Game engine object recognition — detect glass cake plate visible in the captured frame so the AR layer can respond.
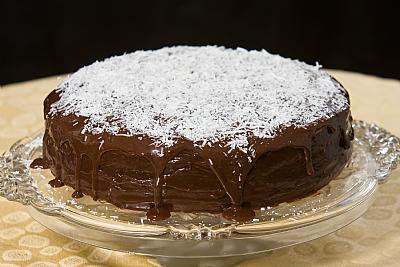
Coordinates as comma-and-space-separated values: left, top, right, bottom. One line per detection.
1, 120, 399, 267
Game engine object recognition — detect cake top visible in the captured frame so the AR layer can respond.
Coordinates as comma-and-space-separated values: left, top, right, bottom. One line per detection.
51, 46, 349, 150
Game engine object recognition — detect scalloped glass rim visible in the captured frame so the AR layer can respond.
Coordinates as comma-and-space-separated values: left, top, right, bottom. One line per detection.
0, 121, 399, 247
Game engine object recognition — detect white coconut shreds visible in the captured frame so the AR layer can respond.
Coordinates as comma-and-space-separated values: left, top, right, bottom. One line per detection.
50, 46, 349, 150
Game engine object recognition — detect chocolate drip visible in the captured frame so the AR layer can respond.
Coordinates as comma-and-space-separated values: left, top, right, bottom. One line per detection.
73, 154, 83, 198
146, 151, 172, 220
48, 178, 64, 188
208, 160, 236, 205
33, 89, 354, 222
146, 205, 171, 221
222, 205, 255, 222
30, 158, 51, 169
72, 190, 84, 198
91, 159, 99, 200
147, 175, 166, 220
303, 147, 315, 176
340, 129, 352, 149
90, 140, 105, 201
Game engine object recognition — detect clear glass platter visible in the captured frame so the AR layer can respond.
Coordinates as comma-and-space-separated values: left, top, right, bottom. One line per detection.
1, 120, 399, 266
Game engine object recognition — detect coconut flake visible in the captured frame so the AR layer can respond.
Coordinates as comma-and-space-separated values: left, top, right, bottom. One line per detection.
50, 46, 349, 150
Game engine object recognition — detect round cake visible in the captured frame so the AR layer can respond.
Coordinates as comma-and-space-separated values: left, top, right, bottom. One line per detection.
31, 46, 354, 221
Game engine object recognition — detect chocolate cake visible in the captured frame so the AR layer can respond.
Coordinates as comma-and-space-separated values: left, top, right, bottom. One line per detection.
31, 46, 353, 222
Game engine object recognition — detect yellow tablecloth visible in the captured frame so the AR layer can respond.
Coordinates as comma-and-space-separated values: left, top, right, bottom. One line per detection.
0, 70, 399, 267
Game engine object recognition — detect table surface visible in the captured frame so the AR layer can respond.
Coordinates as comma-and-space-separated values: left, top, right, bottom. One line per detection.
0, 70, 400, 267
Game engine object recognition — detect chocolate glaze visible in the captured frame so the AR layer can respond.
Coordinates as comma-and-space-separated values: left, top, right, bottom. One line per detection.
33, 85, 353, 222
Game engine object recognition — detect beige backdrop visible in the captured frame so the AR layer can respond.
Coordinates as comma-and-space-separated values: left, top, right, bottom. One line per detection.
0, 70, 399, 266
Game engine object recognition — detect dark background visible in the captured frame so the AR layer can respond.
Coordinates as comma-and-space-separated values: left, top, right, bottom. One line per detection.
1, 0, 399, 85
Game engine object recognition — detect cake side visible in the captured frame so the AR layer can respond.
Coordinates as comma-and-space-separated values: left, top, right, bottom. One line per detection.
33, 89, 353, 221
30, 46, 354, 221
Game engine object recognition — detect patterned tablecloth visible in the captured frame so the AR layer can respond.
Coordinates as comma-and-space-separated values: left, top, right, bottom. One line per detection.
0, 70, 399, 267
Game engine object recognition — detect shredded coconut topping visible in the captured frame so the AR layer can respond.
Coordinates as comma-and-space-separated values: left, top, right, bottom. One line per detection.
51, 46, 349, 149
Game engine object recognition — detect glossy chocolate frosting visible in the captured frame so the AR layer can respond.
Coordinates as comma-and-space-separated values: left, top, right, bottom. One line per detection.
31, 86, 353, 222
